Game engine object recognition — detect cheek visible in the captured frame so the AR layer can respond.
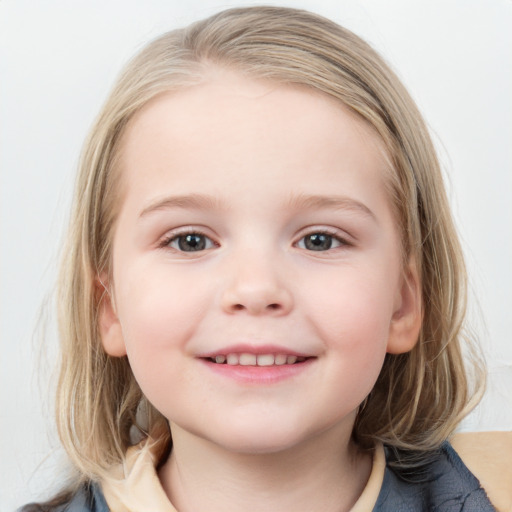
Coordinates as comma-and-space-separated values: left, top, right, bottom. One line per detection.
113, 266, 208, 380
303, 266, 396, 391
307, 269, 395, 345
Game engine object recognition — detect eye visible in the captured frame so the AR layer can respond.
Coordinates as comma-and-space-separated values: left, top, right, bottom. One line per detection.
166, 232, 216, 252
296, 232, 345, 251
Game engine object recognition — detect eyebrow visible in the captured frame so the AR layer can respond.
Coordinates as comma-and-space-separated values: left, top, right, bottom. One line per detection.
285, 194, 377, 221
139, 193, 225, 218
139, 192, 376, 221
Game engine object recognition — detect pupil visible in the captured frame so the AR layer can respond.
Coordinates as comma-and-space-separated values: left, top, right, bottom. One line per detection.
179, 234, 205, 251
305, 233, 332, 251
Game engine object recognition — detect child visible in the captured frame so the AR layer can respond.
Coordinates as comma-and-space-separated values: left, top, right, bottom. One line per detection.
21, 6, 511, 512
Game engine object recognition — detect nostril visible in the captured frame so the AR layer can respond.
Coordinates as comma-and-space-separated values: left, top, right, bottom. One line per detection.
230, 302, 281, 312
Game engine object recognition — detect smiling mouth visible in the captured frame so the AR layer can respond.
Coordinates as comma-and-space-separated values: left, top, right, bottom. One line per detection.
206, 353, 309, 366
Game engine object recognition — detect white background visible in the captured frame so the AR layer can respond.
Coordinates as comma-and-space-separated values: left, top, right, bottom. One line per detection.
1, 0, 511, 509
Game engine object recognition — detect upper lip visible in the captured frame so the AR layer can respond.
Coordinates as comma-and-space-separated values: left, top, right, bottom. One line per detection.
197, 343, 315, 358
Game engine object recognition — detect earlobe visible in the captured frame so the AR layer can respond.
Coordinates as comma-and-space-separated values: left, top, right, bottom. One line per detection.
96, 274, 127, 357
386, 257, 423, 355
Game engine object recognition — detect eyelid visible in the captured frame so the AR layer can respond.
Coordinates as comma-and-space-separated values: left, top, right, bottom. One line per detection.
156, 225, 353, 252
158, 226, 219, 251
293, 226, 353, 249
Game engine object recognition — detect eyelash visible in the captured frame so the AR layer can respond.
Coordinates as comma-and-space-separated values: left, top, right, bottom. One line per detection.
295, 229, 351, 252
158, 227, 351, 254
158, 229, 218, 252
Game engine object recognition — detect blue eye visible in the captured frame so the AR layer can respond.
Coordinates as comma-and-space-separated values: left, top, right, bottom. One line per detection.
297, 233, 344, 251
168, 233, 215, 252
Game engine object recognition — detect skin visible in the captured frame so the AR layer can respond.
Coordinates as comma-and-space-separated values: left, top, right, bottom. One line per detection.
99, 68, 422, 512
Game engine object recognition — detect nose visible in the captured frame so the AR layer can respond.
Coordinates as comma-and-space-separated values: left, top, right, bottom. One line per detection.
220, 253, 293, 316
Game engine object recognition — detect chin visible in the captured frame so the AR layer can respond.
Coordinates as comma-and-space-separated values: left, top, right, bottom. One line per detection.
202, 420, 318, 456
168, 405, 356, 456
214, 435, 304, 456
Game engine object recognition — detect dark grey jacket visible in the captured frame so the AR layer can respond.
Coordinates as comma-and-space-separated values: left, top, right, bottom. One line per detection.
20, 442, 496, 511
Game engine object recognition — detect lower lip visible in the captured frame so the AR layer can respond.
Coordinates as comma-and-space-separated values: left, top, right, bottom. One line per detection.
200, 358, 315, 384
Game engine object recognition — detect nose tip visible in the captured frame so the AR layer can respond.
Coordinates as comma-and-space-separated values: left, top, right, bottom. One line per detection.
221, 281, 293, 316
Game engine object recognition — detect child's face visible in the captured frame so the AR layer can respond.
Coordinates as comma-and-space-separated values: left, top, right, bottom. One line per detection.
99, 70, 420, 454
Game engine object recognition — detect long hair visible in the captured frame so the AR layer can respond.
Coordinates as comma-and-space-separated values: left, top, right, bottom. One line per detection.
54, 5, 483, 483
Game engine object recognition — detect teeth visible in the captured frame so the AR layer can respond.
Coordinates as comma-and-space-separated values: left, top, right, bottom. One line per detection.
275, 354, 287, 365
211, 353, 307, 366
239, 353, 257, 365
227, 354, 239, 365
256, 354, 274, 366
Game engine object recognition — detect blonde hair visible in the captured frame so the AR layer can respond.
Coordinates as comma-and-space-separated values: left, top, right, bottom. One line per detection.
56, 6, 483, 482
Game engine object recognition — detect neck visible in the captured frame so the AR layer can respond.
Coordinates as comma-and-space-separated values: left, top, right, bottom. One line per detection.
158, 421, 372, 512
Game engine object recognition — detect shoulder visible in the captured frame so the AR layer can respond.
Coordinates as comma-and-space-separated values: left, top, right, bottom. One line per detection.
375, 435, 507, 511
452, 431, 512, 512
18, 483, 109, 512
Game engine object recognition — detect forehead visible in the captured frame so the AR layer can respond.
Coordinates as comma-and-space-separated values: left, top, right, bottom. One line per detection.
124, 72, 385, 163
115, 71, 391, 217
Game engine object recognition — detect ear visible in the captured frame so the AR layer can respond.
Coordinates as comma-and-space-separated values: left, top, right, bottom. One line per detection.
96, 273, 127, 357
386, 256, 423, 355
